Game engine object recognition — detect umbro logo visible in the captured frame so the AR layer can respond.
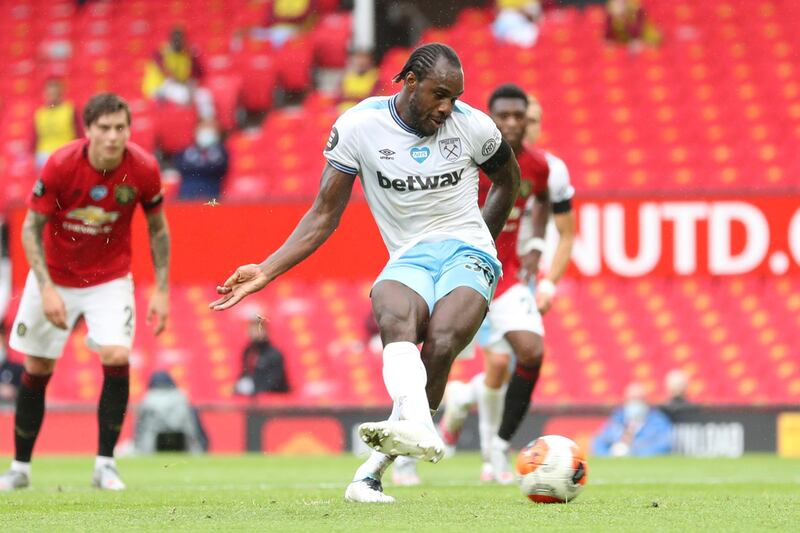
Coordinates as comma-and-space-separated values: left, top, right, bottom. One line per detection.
379, 148, 395, 160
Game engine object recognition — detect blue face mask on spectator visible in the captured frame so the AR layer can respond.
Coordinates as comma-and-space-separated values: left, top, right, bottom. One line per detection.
624, 400, 648, 422
196, 128, 219, 148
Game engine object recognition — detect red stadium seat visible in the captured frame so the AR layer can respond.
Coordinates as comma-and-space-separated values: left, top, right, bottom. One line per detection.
312, 12, 352, 69
130, 101, 157, 153
238, 52, 277, 113
25, 275, 797, 406
276, 36, 313, 92
154, 101, 197, 155
205, 74, 242, 131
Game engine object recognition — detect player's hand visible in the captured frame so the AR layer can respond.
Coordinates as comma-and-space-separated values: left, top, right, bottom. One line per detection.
535, 279, 556, 315
41, 283, 68, 330
209, 264, 269, 311
147, 289, 169, 336
519, 252, 539, 282
536, 291, 554, 314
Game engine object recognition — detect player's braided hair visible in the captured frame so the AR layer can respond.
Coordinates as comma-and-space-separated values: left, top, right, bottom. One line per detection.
392, 43, 462, 83
488, 83, 529, 111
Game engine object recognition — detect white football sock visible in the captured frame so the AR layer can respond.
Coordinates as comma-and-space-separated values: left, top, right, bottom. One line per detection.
354, 402, 400, 481
95, 456, 116, 469
382, 342, 435, 433
458, 373, 482, 409
492, 435, 510, 451
354, 451, 395, 481
439, 380, 469, 434
478, 381, 506, 463
10, 461, 31, 476
394, 455, 416, 469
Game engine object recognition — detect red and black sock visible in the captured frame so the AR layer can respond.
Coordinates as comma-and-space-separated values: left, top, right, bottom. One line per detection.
497, 361, 542, 442
97, 364, 130, 458
14, 371, 53, 463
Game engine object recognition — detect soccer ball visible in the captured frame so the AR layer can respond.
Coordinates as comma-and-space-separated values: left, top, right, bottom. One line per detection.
516, 435, 588, 503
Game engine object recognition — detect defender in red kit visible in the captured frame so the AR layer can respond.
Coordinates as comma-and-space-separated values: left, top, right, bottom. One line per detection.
2, 93, 171, 491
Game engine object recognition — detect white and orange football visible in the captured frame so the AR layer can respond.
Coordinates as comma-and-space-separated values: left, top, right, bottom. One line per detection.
516, 435, 588, 503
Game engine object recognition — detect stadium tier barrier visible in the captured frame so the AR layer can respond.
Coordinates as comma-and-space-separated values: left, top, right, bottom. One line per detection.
1, 404, 799, 457
6, 195, 800, 286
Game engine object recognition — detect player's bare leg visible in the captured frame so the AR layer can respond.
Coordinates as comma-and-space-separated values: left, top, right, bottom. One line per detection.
92, 346, 130, 491
347, 281, 429, 503
420, 286, 489, 412
0, 356, 55, 491
357, 281, 445, 460
384, 287, 489, 487
491, 330, 544, 484
349, 283, 492, 500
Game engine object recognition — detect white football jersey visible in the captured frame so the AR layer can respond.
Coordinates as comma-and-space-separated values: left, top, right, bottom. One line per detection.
543, 151, 574, 204
516, 150, 575, 254
323, 95, 503, 260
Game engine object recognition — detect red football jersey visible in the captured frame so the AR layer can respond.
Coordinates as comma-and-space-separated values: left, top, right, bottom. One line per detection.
479, 145, 549, 297
28, 139, 163, 288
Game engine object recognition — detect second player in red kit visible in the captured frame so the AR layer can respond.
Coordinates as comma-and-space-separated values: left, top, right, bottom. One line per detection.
2, 93, 171, 492
478, 141, 550, 298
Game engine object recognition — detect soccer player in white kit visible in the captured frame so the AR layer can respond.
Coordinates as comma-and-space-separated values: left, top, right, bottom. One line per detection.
210, 43, 520, 503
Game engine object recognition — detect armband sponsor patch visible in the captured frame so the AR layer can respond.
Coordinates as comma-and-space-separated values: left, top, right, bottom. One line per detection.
481, 130, 502, 157
479, 139, 512, 173
325, 127, 339, 151
481, 137, 497, 157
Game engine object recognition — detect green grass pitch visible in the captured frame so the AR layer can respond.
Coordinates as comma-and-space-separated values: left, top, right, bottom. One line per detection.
1, 454, 798, 532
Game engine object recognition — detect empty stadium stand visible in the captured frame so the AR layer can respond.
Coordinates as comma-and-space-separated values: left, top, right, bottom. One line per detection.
3, 275, 795, 406
1, 1, 799, 408
2, 1, 798, 198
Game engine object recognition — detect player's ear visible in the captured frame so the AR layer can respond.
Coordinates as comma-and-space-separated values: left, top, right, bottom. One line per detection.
405, 71, 417, 91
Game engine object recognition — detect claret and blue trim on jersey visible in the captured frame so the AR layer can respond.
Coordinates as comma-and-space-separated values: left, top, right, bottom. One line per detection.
389, 95, 425, 138
328, 159, 358, 175
388, 95, 470, 138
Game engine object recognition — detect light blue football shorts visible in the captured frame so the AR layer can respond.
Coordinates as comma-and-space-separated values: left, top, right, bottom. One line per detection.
374, 239, 502, 315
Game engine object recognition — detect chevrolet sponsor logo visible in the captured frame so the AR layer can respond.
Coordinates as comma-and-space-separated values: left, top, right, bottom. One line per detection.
66, 206, 120, 227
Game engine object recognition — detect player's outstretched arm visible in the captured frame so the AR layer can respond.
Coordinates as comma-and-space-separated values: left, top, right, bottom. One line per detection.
21, 209, 67, 329
145, 210, 171, 335
481, 139, 520, 240
210, 164, 357, 311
